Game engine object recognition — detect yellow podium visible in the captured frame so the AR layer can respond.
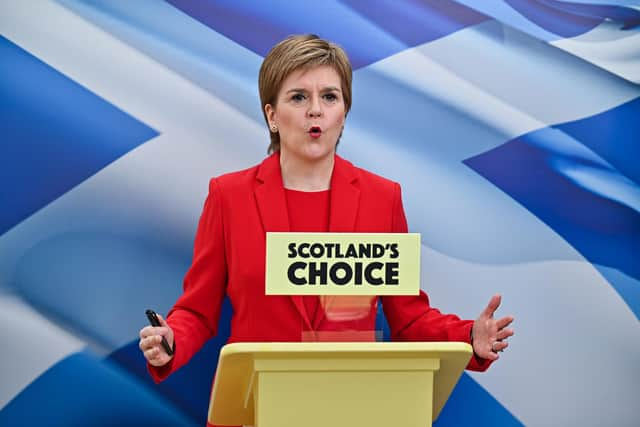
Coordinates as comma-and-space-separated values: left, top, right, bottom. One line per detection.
208, 342, 472, 427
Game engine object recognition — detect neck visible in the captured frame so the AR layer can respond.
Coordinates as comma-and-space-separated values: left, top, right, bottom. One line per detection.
280, 151, 335, 191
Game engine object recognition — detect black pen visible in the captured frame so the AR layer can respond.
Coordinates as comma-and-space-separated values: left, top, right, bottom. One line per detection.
145, 309, 174, 356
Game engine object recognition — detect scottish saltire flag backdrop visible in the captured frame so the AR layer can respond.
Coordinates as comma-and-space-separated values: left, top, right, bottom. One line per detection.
1, 0, 639, 426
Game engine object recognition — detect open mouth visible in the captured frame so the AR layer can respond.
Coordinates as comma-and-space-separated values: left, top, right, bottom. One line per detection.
309, 126, 322, 138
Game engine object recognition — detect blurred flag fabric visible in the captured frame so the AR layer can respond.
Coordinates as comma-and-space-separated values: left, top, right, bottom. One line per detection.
1, 1, 638, 426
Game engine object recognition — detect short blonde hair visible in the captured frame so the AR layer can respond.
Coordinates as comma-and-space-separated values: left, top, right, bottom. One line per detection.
259, 34, 353, 153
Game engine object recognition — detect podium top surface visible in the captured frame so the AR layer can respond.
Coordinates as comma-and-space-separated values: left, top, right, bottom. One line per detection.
209, 342, 472, 425
217, 341, 473, 362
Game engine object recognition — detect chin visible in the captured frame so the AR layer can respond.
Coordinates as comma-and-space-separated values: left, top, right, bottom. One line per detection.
304, 146, 334, 161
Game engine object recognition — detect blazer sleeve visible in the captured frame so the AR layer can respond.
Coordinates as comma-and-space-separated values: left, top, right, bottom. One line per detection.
381, 183, 492, 372
148, 178, 228, 382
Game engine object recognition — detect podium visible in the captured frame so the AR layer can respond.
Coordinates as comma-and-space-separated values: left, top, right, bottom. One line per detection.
208, 342, 472, 427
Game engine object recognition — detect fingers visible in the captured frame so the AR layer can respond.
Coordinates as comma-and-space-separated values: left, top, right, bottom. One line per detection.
144, 346, 160, 361
496, 315, 514, 330
139, 325, 173, 366
139, 325, 169, 340
139, 334, 160, 360
492, 340, 509, 353
492, 316, 514, 350
481, 294, 502, 318
139, 325, 152, 340
138, 334, 162, 351
144, 346, 171, 367
496, 327, 515, 341
477, 344, 500, 361
473, 296, 514, 360
475, 339, 509, 361
139, 335, 172, 366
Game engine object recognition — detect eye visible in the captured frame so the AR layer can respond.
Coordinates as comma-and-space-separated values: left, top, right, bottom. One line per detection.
323, 93, 338, 102
291, 93, 306, 102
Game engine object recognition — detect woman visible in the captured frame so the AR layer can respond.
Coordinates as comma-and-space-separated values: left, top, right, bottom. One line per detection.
139, 34, 514, 422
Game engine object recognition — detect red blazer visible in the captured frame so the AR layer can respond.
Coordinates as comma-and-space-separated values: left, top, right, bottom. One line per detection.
150, 153, 489, 384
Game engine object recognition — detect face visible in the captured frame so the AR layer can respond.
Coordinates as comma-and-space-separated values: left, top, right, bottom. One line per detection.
265, 65, 346, 163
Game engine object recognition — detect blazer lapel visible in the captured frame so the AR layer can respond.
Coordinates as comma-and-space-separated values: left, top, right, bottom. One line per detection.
254, 153, 313, 331
328, 155, 360, 232
313, 155, 360, 330
255, 153, 289, 232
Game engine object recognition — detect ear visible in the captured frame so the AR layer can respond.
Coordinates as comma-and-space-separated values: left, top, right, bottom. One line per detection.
265, 104, 276, 124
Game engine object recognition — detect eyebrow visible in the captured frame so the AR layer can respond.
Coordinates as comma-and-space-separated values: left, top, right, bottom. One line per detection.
285, 86, 342, 94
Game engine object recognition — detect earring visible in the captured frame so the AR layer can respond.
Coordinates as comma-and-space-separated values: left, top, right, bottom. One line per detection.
270, 124, 278, 133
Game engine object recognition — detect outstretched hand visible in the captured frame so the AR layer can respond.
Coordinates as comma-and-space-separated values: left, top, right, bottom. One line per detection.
472, 294, 514, 361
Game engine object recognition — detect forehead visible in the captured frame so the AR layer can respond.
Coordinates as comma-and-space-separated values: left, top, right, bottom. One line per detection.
280, 65, 342, 91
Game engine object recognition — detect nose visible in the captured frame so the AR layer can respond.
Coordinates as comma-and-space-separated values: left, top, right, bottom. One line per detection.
307, 95, 322, 118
